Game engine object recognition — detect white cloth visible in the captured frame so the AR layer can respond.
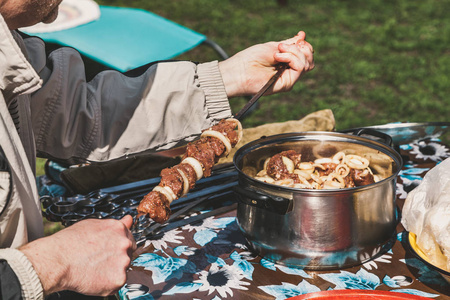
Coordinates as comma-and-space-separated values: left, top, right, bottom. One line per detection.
401, 157, 450, 271
20, 0, 100, 33
0, 16, 44, 250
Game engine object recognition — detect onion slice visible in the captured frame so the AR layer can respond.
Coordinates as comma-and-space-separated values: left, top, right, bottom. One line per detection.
176, 168, 189, 196
294, 169, 312, 180
315, 157, 340, 165
332, 151, 346, 162
327, 173, 346, 188
182, 157, 204, 180
345, 155, 369, 169
299, 162, 314, 171
282, 156, 295, 173
201, 130, 232, 156
226, 118, 243, 142
153, 185, 176, 203
255, 176, 275, 184
336, 164, 350, 177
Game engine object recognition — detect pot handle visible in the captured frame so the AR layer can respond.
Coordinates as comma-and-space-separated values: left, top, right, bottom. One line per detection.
233, 185, 293, 215
353, 128, 394, 147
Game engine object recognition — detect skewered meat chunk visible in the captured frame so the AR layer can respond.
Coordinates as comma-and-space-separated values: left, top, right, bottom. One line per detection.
159, 167, 185, 197
174, 163, 197, 190
138, 191, 171, 223
137, 119, 243, 223
184, 139, 217, 178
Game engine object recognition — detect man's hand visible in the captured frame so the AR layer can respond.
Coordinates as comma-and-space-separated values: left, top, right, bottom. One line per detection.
219, 31, 314, 98
20, 215, 136, 297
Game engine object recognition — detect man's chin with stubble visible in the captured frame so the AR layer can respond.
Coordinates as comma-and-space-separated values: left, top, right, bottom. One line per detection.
41, 7, 59, 24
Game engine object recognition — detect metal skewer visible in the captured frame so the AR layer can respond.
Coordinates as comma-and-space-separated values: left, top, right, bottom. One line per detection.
234, 63, 288, 121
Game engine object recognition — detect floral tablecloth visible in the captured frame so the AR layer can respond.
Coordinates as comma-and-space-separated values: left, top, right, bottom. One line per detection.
118, 138, 450, 300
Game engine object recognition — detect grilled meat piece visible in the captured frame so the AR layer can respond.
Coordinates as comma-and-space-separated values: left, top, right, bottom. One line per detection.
137, 191, 171, 224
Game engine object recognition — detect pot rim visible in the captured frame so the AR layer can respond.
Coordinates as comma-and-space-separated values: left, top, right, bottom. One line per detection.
233, 131, 403, 194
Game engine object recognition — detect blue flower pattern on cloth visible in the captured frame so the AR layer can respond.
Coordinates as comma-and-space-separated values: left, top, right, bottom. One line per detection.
132, 253, 196, 284
118, 283, 153, 299
173, 245, 196, 256
361, 249, 392, 270
123, 213, 449, 299
383, 275, 413, 288
230, 251, 254, 280
318, 268, 380, 290
183, 216, 235, 247
259, 280, 320, 300
163, 282, 202, 296
193, 262, 251, 298
260, 258, 311, 278
119, 139, 450, 299
123, 216, 254, 299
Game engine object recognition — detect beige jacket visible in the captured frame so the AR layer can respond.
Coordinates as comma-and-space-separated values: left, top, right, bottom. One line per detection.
0, 12, 231, 298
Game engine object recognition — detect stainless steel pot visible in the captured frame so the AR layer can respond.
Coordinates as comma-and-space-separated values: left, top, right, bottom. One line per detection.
233, 130, 402, 270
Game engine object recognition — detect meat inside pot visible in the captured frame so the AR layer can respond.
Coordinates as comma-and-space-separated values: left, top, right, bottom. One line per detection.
254, 150, 381, 189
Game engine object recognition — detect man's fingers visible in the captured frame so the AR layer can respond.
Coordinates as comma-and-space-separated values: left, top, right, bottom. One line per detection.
120, 214, 134, 229
282, 30, 306, 45
277, 43, 309, 71
297, 41, 314, 67
296, 30, 306, 40
119, 215, 137, 255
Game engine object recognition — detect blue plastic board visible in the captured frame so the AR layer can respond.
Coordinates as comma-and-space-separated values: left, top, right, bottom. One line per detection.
23, 6, 206, 72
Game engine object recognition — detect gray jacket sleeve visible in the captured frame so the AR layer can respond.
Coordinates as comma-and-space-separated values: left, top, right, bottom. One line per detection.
0, 249, 44, 300
0, 259, 22, 300
24, 37, 232, 163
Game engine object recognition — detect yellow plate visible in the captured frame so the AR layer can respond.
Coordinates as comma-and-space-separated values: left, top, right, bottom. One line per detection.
407, 232, 450, 283
408, 232, 433, 263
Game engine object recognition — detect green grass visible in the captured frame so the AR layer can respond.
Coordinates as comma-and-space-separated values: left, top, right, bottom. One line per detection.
36, 158, 46, 177
96, 0, 449, 136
